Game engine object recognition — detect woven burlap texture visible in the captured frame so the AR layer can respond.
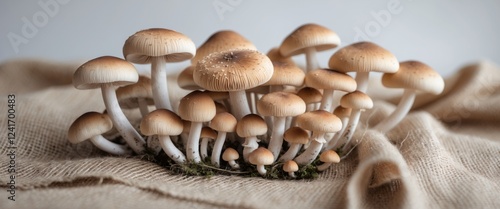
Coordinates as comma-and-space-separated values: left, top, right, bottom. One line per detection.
1, 59, 499, 209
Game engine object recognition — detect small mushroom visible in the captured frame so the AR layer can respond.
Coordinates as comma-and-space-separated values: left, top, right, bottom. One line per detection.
222, 147, 240, 169
283, 160, 299, 178
296, 87, 323, 112
326, 106, 352, 150
116, 75, 154, 117
262, 61, 305, 92
338, 91, 373, 153
209, 112, 238, 167
278, 127, 310, 162
305, 69, 357, 112
199, 127, 218, 160
68, 112, 131, 155
177, 65, 201, 91
236, 114, 268, 162
316, 150, 340, 171
248, 147, 274, 176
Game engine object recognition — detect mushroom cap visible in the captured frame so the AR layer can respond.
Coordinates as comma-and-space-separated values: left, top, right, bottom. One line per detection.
305, 69, 357, 92
257, 92, 306, 117
266, 47, 295, 65
200, 127, 218, 139
236, 114, 268, 137
194, 49, 274, 92
319, 150, 340, 163
123, 28, 196, 64
340, 90, 374, 110
140, 109, 183, 136
333, 106, 352, 118
177, 91, 216, 122
210, 112, 237, 132
68, 112, 113, 144
296, 87, 323, 104
263, 61, 305, 87
328, 41, 399, 73
283, 127, 309, 144
116, 76, 154, 108
279, 23, 341, 57
73, 56, 139, 89
177, 65, 201, 90
295, 110, 342, 133
248, 147, 274, 166
283, 160, 299, 173
382, 60, 445, 95
191, 30, 257, 65
222, 147, 240, 161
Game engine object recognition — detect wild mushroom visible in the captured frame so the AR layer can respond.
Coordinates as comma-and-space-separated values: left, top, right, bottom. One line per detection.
257, 91, 306, 161
262, 61, 305, 92
305, 68, 357, 112
140, 109, 186, 164
373, 60, 444, 133
248, 147, 274, 176
294, 110, 342, 165
123, 28, 196, 110
177, 91, 216, 163
209, 112, 237, 167
194, 49, 274, 120
266, 47, 296, 65
73, 56, 145, 154
68, 112, 131, 155
222, 147, 240, 169
280, 23, 340, 73
278, 126, 310, 162
283, 160, 299, 178
296, 87, 323, 112
326, 106, 352, 150
328, 41, 399, 92
236, 114, 268, 162
177, 65, 201, 91
316, 150, 340, 171
116, 75, 154, 117
199, 127, 218, 160
338, 91, 373, 153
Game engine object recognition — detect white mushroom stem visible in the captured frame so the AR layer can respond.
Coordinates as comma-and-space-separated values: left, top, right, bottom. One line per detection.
294, 133, 326, 165
317, 162, 333, 171
186, 122, 203, 163
373, 89, 416, 133
288, 171, 296, 178
325, 117, 349, 150
319, 89, 335, 112
355, 72, 370, 92
340, 109, 363, 153
211, 132, 227, 167
229, 90, 252, 120
137, 98, 150, 117
158, 135, 186, 164
151, 57, 173, 110
200, 137, 211, 159
243, 136, 260, 162
306, 103, 316, 112
90, 135, 132, 155
247, 92, 257, 114
278, 143, 303, 162
228, 160, 240, 169
101, 84, 145, 154
268, 116, 286, 161
304, 47, 319, 73
256, 164, 267, 176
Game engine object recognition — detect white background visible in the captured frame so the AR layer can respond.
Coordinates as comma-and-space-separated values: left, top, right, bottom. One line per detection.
1, 0, 499, 76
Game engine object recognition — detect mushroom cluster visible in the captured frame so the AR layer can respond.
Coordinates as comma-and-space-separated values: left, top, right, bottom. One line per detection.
69, 25, 444, 178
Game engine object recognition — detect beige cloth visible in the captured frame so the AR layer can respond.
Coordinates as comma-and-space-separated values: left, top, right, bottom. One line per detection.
1, 59, 500, 209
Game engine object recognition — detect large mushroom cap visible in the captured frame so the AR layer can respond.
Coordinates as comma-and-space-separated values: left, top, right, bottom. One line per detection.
236, 114, 268, 138
340, 90, 374, 110
382, 60, 445, 95
295, 110, 342, 133
68, 112, 113, 144
257, 92, 306, 117
194, 49, 274, 92
279, 23, 341, 57
177, 91, 216, 122
123, 28, 196, 64
73, 56, 139, 90
140, 109, 183, 136
305, 69, 357, 92
248, 147, 274, 166
328, 41, 399, 74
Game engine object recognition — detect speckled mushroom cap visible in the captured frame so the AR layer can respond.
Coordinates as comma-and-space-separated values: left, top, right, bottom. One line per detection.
382, 60, 445, 95
191, 30, 257, 65
283, 127, 310, 144
296, 87, 323, 105
295, 110, 342, 133
193, 49, 274, 92
305, 69, 357, 92
177, 65, 201, 90
140, 109, 184, 136
340, 90, 373, 110
177, 91, 216, 122
257, 92, 306, 117
73, 56, 139, 90
68, 112, 113, 144
248, 147, 274, 166
279, 23, 341, 57
263, 61, 305, 87
209, 112, 237, 133
319, 150, 340, 163
123, 28, 196, 64
116, 76, 154, 108
236, 114, 268, 138
328, 41, 399, 73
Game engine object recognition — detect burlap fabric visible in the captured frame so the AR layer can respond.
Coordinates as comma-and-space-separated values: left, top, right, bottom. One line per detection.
1, 59, 499, 209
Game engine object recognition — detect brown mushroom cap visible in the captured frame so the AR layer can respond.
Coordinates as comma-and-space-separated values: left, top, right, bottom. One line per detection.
296, 87, 323, 105
177, 65, 201, 90
73, 56, 139, 90
177, 91, 216, 122
283, 127, 310, 144
340, 90, 374, 110
333, 106, 352, 118
116, 76, 154, 108
123, 28, 196, 64
236, 114, 268, 137
328, 41, 399, 73
305, 69, 357, 92
257, 92, 306, 117
68, 112, 113, 144
263, 61, 305, 87
382, 60, 445, 95
266, 47, 295, 65
279, 23, 341, 57
283, 160, 299, 173
222, 147, 240, 161
200, 127, 218, 139
210, 112, 237, 132
194, 49, 274, 92
295, 110, 342, 133
140, 109, 183, 136
319, 150, 340, 163
248, 147, 274, 166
